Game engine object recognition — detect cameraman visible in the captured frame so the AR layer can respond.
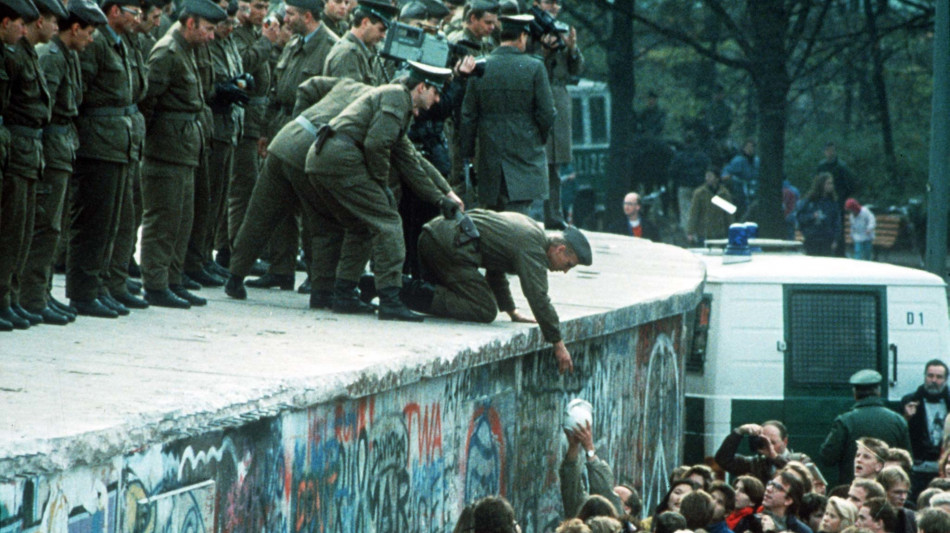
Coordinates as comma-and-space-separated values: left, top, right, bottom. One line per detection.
531, 0, 582, 229
715, 421, 804, 485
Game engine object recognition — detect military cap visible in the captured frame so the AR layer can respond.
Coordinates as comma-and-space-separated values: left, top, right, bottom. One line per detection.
406, 60, 451, 89
100, 0, 140, 9
422, 0, 449, 18
142, 0, 171, 8
225, 0, 237, 15
562, 226, 592, 266
849, 369, 882, 386
67, 0, 107, 23
355, 0, 398, 24
34, 0, 67, 18
498, 12, 532, 33
284, 0, 319, 13
467, 0, 497, 12
398, 0, 426, 20
179, 0, 226, 21
498, 0, 518, 15
0, 0, 40, 21
444, 0, 463, 6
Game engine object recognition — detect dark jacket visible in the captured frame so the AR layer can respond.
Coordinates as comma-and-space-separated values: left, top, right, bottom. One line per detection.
901, 386, 950, 462
714, 431, 790, 484
610, 215, 660, 242
818, 396, 912, 484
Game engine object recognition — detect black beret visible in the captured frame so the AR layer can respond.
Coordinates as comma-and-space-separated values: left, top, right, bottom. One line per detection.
67, 0, 107, 23
0, 0, 40, 20
34, 0, 67, 18
180, 0, 226, 21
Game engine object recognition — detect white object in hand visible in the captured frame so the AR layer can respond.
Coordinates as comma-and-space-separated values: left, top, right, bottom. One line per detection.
711, 195, 737, 215
563, 398, 593, 432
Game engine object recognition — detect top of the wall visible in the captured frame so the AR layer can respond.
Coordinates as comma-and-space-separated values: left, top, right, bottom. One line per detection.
0, 231, 704, 477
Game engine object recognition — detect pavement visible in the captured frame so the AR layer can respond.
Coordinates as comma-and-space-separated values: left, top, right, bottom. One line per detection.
0, 231, 707, 476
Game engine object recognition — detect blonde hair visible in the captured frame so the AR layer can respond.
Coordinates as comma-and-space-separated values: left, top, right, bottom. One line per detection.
827, 496, 859, 529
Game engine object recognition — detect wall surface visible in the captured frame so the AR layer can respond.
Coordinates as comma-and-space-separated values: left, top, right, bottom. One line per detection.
0, 314, 688, 533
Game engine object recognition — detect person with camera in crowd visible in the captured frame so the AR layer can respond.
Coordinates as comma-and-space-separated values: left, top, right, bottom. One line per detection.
715, 421, 805, 486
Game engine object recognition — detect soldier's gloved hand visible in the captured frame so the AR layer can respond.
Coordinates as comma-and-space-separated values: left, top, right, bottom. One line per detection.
214, 81, 250, 107
231, 72, 256, 93
438, 196, 459, 219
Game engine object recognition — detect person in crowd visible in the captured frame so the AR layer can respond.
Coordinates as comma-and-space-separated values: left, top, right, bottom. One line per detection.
687, 166, 733, 245
929, 493, 950, 514
844, 198, 875, 260
902, 360, 950, 495
715, 421, 797, 485
783, 178, 801, 241
857, 497, 898, 533
577, 495, 619, 522
916, 508, 950, 533
734, 470, 813, 533
459, 13, 555, 214
797, 172, 841, 257
680, 490, 716, 532
850, 479, 888, 510
821, 370, 912, 485
709, 481, 736, 533
817, 141, 856, 257
654, 511, 688, 533
886, 449, 915, 478
320, 0, 348, 36
556, 518, 592, 533
916, 488, 943, 510
854, 438, 890, 481
685, 465, 715, 491
322, 0, 395, 86
728, 476, 765, 530
612, 483, 643, 531
879, 467, 917, 533
803, 494, 830, 532
473, 495, 519, 533
643, 479, 701, 532
938, 450, 950, 480
819, 496, 859, 533
586, 516, 624, 533
721, 138, 759, 219
668, 130, 710, 231
559, 420, 624, 517
611, 192, 660, 241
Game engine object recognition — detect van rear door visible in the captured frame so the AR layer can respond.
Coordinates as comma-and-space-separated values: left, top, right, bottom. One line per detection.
782, 284, 888, 485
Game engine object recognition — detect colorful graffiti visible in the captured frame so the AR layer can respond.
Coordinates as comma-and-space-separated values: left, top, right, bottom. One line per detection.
0, 314, 689, 533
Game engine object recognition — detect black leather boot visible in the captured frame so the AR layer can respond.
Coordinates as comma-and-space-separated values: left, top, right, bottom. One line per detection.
12, 303, 42, 325
144, 289, 191, 309
377, 287, 424, 322
0, 307, 29, 329
310, 289, 332, 309
245, 273, 294, 290
224, 274, 247, 299
170, 285, 207, 306
332, 279, 375, 314
401, 279, 435, 314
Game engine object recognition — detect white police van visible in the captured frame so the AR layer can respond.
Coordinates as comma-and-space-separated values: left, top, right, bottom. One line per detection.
683, 243, 950, 484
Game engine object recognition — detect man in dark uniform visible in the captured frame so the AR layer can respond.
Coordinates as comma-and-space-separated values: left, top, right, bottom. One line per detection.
304, 62, 456, 322
323, 0, 395, 86
66, 0, 137, 318
0, 0, 40, 331
532, 0, 582, 230
21, 0, 106, 326
320, 0, 348, 37
247, 0, 336, 291
411, 209, 592, 374
225, 0, 275, 267
1, 0, 63, 328
460, 13, 555, 213
138, 0, 226, 308
819, 369, 913, 485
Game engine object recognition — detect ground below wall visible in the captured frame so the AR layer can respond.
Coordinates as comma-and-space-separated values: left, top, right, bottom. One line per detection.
0, 232, 705, 532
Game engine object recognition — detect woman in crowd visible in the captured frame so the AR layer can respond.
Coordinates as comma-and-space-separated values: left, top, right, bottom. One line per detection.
643, 479, 701, 531
818, 496, 858, 533
797, 172, 841, 257
727, 476, 765, 530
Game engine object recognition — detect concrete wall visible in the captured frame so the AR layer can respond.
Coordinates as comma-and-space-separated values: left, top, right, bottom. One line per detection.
0, 314, 689, 533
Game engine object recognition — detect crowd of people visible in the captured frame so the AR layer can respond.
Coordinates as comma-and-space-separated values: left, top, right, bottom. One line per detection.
451, 362, 950, 533
0, 0, 597, 371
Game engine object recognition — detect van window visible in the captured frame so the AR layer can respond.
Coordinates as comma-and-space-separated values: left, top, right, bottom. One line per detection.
785, 287, 885, 389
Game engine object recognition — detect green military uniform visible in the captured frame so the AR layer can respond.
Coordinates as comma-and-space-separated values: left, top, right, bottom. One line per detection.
228, 22, 271, 248
203, 31, 244, 265
418, 209, 563, 340
1, 37, 51, 313
320, 10, 347, 38
21, 35, 81, 313
139, 26, 207, 292
819, 396, 912, 484
261, 21, 337, 279
460, 44, 555, 212
103, 30, 148, 301
686, 182, 733, 242
323, 31, 386, 86
67, 24, 135, 306
445, 26, 494, 57
304, 83, 448, 292
183, 29, 216, 278
230, 78, 369, 290
542, 40, 583, 226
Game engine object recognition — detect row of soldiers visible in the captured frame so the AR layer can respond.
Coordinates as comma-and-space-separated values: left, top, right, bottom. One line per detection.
0, 0, 587, 362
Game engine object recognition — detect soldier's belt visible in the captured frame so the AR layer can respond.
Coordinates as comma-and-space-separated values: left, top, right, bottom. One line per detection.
7, 125, 43, 139
156, 111, 201, 122
248, 96, 268, 106
43, 124, 72, 136
82, 104, 138, 117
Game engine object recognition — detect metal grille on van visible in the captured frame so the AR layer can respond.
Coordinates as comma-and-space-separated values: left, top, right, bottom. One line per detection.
787, 289, 881, 385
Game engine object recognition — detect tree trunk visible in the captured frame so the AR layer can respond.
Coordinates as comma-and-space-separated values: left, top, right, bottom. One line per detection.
747, 1, 791, 238
606, 0, 636, 223
864, 0, 898, 184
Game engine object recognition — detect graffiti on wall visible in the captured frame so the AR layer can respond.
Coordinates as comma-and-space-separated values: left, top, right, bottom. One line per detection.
0, 314, 689, 533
